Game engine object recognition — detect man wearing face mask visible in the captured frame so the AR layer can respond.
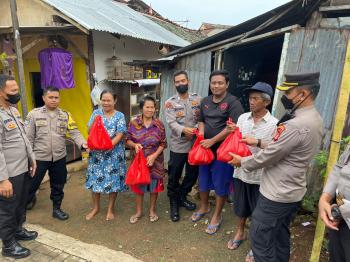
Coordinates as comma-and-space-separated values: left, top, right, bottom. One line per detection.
0, 74, 38, 259
25, 86, 87, 221
227, 72, 323, 262
165, 70, 201, 222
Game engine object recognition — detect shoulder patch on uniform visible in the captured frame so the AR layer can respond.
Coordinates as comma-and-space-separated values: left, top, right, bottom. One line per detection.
6, 122, 16, 130
165, 101, 173, 109
191, 100, 199, 106
273, 124, 286, 141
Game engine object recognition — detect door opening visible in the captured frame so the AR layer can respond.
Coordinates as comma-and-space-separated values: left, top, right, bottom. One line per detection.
31, 72, 44, 107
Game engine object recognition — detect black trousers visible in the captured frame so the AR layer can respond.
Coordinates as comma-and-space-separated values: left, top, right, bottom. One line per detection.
249, 194, 300, 262
28, 157, 67, 209
328, 221, 350, 262
167, 151, 198, 199
0, 172, 30, 243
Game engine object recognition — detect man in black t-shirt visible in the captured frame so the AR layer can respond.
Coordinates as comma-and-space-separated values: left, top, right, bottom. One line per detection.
190, 70, 244, 235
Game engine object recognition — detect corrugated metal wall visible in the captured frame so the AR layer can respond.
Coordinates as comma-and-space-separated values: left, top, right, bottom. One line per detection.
276, 28, 349, 146
275, 28, 349, 195
159, 51, 212, 161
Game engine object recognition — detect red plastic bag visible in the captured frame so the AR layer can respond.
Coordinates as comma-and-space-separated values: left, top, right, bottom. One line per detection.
87, 115, 113, 150
188, 131, 215, 165
125, 150, 151, 186
217, 127, 252, 162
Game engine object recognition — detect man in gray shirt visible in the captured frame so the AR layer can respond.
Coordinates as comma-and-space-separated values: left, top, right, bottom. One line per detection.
229, 72, 323, 262
0, 75, 37, 259
165, 70, 201, 222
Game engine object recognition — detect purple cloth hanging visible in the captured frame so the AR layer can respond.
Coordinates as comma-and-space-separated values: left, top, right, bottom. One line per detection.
38, 48, 75, 89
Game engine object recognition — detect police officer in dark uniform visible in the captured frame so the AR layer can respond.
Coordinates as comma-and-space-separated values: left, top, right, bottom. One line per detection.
319, 145, 350, 261
228, 72, 323, 262
0, 74, 38, 259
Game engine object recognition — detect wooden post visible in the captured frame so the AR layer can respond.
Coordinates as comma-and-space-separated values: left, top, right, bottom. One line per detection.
87, 33, 95, 90
310, 39, 350, 262
10, 0, 28, 116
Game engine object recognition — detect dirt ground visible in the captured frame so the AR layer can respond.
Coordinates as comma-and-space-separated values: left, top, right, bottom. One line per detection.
26, 171, 328, 262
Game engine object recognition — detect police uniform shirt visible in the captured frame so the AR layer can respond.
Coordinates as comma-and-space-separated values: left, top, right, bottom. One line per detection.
199, 93, 244, 152
0, 106, 35, 181
25, 106, 86, 162
165, 93, 201, 153
241, 106, 323, 203
324, 145, 350, 229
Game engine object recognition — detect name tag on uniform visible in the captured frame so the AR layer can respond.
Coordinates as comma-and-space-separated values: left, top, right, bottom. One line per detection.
35, 119, 48, 127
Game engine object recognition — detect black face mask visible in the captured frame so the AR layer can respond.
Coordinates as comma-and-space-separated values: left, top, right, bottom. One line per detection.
176, 84, 188, 94
281, 94, 296, 110
5, 93, 21, 104
277, 91, 312, 125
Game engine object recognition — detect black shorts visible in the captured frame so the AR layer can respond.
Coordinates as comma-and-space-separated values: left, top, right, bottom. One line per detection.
233, 178, 260, 218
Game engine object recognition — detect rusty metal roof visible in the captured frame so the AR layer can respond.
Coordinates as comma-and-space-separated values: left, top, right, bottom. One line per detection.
167, 0, 324, 56
41, 0, 190, 47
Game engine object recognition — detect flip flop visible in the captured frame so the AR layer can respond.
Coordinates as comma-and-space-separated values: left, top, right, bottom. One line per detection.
129, 215, 142, 224
149, 214, 159, 223
227, 238, 245, 250
190, 209, 211, 222
245, 250, 255, 262
205, 218, 223, 235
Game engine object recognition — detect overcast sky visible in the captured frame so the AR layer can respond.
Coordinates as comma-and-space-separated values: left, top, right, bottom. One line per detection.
148, 0, 291, 29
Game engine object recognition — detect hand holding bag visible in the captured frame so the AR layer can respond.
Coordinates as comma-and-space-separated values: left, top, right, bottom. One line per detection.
125, 150, 151, 186
217, 127, 252, 162
87, 115, 113, 150
188, 130, 215, 165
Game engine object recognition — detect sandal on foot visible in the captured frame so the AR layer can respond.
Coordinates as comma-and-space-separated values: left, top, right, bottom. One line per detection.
245, 250, 255, 262
205, 218, 223, 235
227, 238, 245, 250
129, 215, 142, 224
149, 214, 159, 223
190, 209, 211, 222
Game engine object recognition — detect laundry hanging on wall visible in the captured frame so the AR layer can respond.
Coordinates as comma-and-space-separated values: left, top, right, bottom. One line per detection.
38, 48, 75, 90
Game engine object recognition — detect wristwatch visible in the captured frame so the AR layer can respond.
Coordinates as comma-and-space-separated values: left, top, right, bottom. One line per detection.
257, 139, 262, 148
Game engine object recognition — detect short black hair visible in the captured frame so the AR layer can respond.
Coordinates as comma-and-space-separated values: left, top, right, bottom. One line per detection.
43, 86, 60, 95
0, 74, 15, 90
209, 70, 229, 83
100, 89, 117, 101
139, 95, 156, 110
301, 84, 320, 100
173, 70, 188, 81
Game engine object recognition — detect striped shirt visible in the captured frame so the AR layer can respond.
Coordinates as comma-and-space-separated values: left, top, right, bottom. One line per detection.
234, 111, 278, 184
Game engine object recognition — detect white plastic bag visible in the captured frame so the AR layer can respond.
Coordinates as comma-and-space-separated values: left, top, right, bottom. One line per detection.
90, 85, 102, 106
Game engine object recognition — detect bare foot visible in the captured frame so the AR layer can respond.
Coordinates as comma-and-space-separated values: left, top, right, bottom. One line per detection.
106, 211, 115, 221
85, 209, 99, 220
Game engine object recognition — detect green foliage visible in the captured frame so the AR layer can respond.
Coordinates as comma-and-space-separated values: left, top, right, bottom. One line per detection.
302, 193, 321, 213
314, 150, 328, 179
340, 135, 350, 153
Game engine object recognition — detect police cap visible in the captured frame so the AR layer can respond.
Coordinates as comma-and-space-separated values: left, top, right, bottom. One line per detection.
277, 72, 320, 91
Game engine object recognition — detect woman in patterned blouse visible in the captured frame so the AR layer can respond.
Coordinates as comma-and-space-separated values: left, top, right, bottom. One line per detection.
85, 90, 127, 221
126, 96, 167, 223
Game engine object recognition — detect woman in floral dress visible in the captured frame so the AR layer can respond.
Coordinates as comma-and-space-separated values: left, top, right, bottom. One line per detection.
85, 89, 127, 221
126, 96, 167, 223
